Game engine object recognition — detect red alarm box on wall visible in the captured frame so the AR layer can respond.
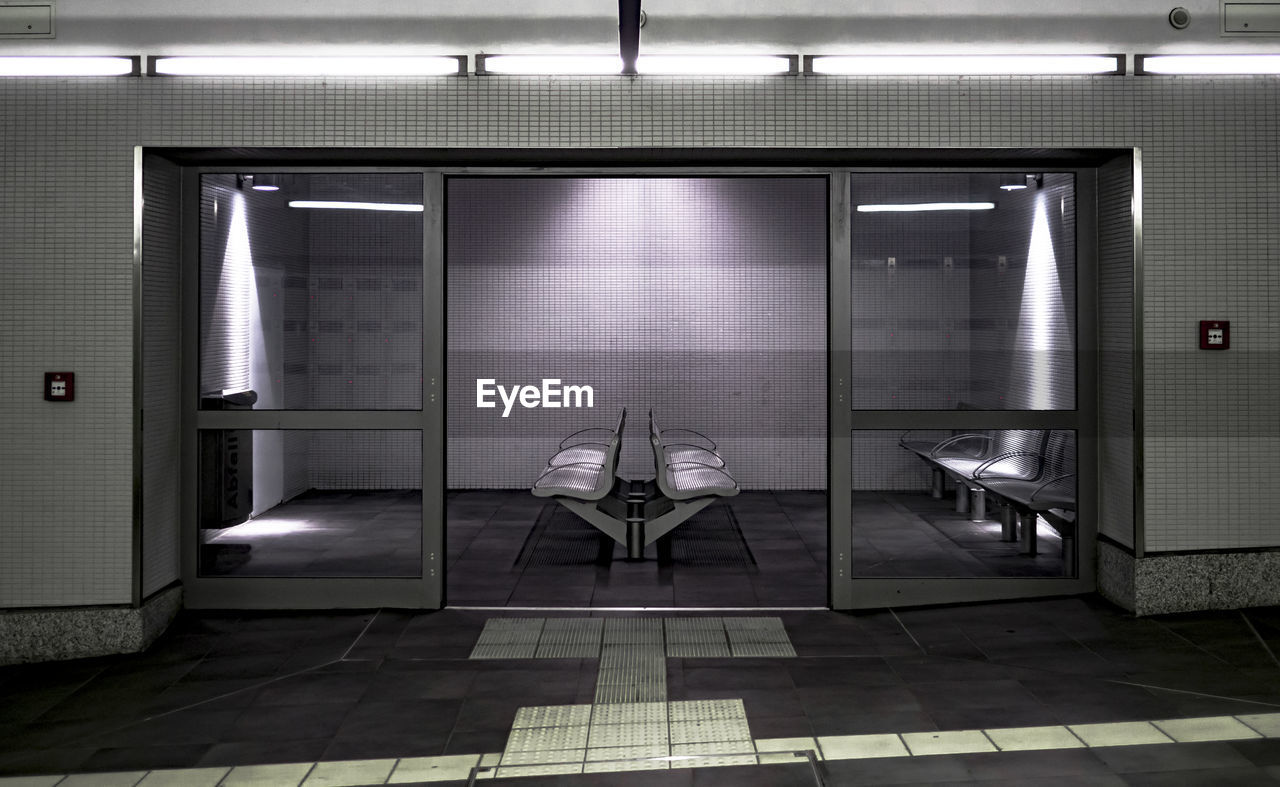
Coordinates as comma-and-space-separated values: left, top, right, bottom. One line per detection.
44, 372, 74, 401
1199, 321, 1229, 350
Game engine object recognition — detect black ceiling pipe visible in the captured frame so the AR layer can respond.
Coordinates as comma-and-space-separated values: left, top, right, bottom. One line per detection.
619, 0, 642, 75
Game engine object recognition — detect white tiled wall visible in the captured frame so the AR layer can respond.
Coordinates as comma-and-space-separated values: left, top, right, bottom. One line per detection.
1, 73, 1275, 606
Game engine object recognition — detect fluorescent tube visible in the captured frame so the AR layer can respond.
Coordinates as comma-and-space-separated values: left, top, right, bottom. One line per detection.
810, 54, 1122, 76
151, 56, 463, 77
1138, 54, 1280, 74
288, 201, 424, 212
480, 55, 623, 75
0, 56, 136, 76
857, 202, 996, 212
637, 55, 793, 75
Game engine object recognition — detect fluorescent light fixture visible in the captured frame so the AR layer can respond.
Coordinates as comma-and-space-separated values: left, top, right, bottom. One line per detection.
857, 202, 996, 212
1000, 184, 1028, 191
288, 200, 424, 212
478, 54, 623, 75
808, 54, 1123, 76
0, 56, 138, 76
637, 55, 795, 75
1136, 54, 1280, 74
149, 56, 464, 77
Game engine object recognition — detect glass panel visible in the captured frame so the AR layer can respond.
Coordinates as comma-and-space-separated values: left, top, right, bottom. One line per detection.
852, 429, 1076, 578
199, 173, 423, 410
850, 173, 1076, 410
198, 429, 421, 577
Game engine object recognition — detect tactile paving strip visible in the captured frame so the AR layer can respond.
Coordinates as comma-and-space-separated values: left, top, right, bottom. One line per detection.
724, 617, 797, 657
670, 717, 753, 745
595, 645, 667, 704
513, 704, 593, 730
535, 617, 604, 659
664, 617, 731, 657
588, 721, 670, 748
469, 617, 545, 659
668, 699, 748, 722
590, 702, 669, 726
505, 725, 589, 752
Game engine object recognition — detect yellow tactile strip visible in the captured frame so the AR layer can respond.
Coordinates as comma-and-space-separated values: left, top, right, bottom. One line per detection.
1, 711, 1276, 785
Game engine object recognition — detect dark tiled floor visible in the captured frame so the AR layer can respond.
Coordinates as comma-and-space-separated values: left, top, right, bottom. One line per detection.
852, 491, 1066, 578
447, 490, 827, 607
1, 598, 1278, 784
202, 490, 422, 577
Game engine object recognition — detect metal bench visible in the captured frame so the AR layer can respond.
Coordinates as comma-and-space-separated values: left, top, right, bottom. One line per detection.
529, 408, 738, 560
972, 429, 1077, 572
900, 428, 1049, 522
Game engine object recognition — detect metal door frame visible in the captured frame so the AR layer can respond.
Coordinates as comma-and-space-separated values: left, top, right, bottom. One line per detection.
179, 165, 443, 609
829, 166, 1099, 609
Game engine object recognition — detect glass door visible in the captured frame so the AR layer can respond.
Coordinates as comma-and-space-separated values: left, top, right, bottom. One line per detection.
181, 168, 444, 608
829, 169, 1097, 609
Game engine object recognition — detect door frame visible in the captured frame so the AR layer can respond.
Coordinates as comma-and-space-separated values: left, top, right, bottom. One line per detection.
828, 166, 1100, 609
155, 151, 1121, 611
179, 165, 443, 609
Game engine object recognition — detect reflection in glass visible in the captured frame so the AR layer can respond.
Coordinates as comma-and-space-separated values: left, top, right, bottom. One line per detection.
850, 172, 1076, 410
198, 429, 421, 577
198, 173, 423, 410
852, 429, 1076, 578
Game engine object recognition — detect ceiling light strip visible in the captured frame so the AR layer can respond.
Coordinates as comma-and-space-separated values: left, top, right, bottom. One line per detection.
477, 54, 798, 76
148, 55, 466, 77
807, 54, 1125, 76
857, 202, 997, 212
1135, 54, 1280, 74
288, 201, 424, 212
0, 56, 140, 77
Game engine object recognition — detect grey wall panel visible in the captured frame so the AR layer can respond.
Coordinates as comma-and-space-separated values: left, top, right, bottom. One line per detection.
141, 154, 182, 598
446, 177, 827, 490
1097, 157, 1136, 550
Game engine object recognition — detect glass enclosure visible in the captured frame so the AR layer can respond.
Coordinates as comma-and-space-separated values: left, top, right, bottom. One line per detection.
837, 170, 1089, 606
198, 173, 423, 411
197, 429, 422, 577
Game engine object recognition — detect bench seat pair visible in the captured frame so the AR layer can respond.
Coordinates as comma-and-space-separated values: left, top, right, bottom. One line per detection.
532, 409, 738, 559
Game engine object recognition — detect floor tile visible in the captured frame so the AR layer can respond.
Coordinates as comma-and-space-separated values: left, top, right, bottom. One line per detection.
984, 724, 1086, 751
818, 733, 909, 760
387, 754, 481, 783
136, 768, 231, 787
1068, 721, 1175, 747
901, 729, 996, 756
1236, 712, 1280, 737
221, 762, 315, 786
300, 758, 397, 786
1152, 715, 1263, 743
59, 776, 148, 787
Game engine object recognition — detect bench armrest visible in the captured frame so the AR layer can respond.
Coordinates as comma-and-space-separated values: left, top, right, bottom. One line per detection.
666, 461, 739, 491
973, 450, 1043, 479
559, 428, 616, 449
1031, 473, 1076, 502
661, 428, 717, 451
929, 433, 992, 458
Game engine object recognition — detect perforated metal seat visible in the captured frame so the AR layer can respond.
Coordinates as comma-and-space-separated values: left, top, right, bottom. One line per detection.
532, 409, 626, 502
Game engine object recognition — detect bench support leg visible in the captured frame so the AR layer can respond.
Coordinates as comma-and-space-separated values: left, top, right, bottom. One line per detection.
1019, 511, 1038, 556
931, 468, 945, 499
1000, 503, 1017, 541
955, 482, 969, 514
969, 488, 986, 523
